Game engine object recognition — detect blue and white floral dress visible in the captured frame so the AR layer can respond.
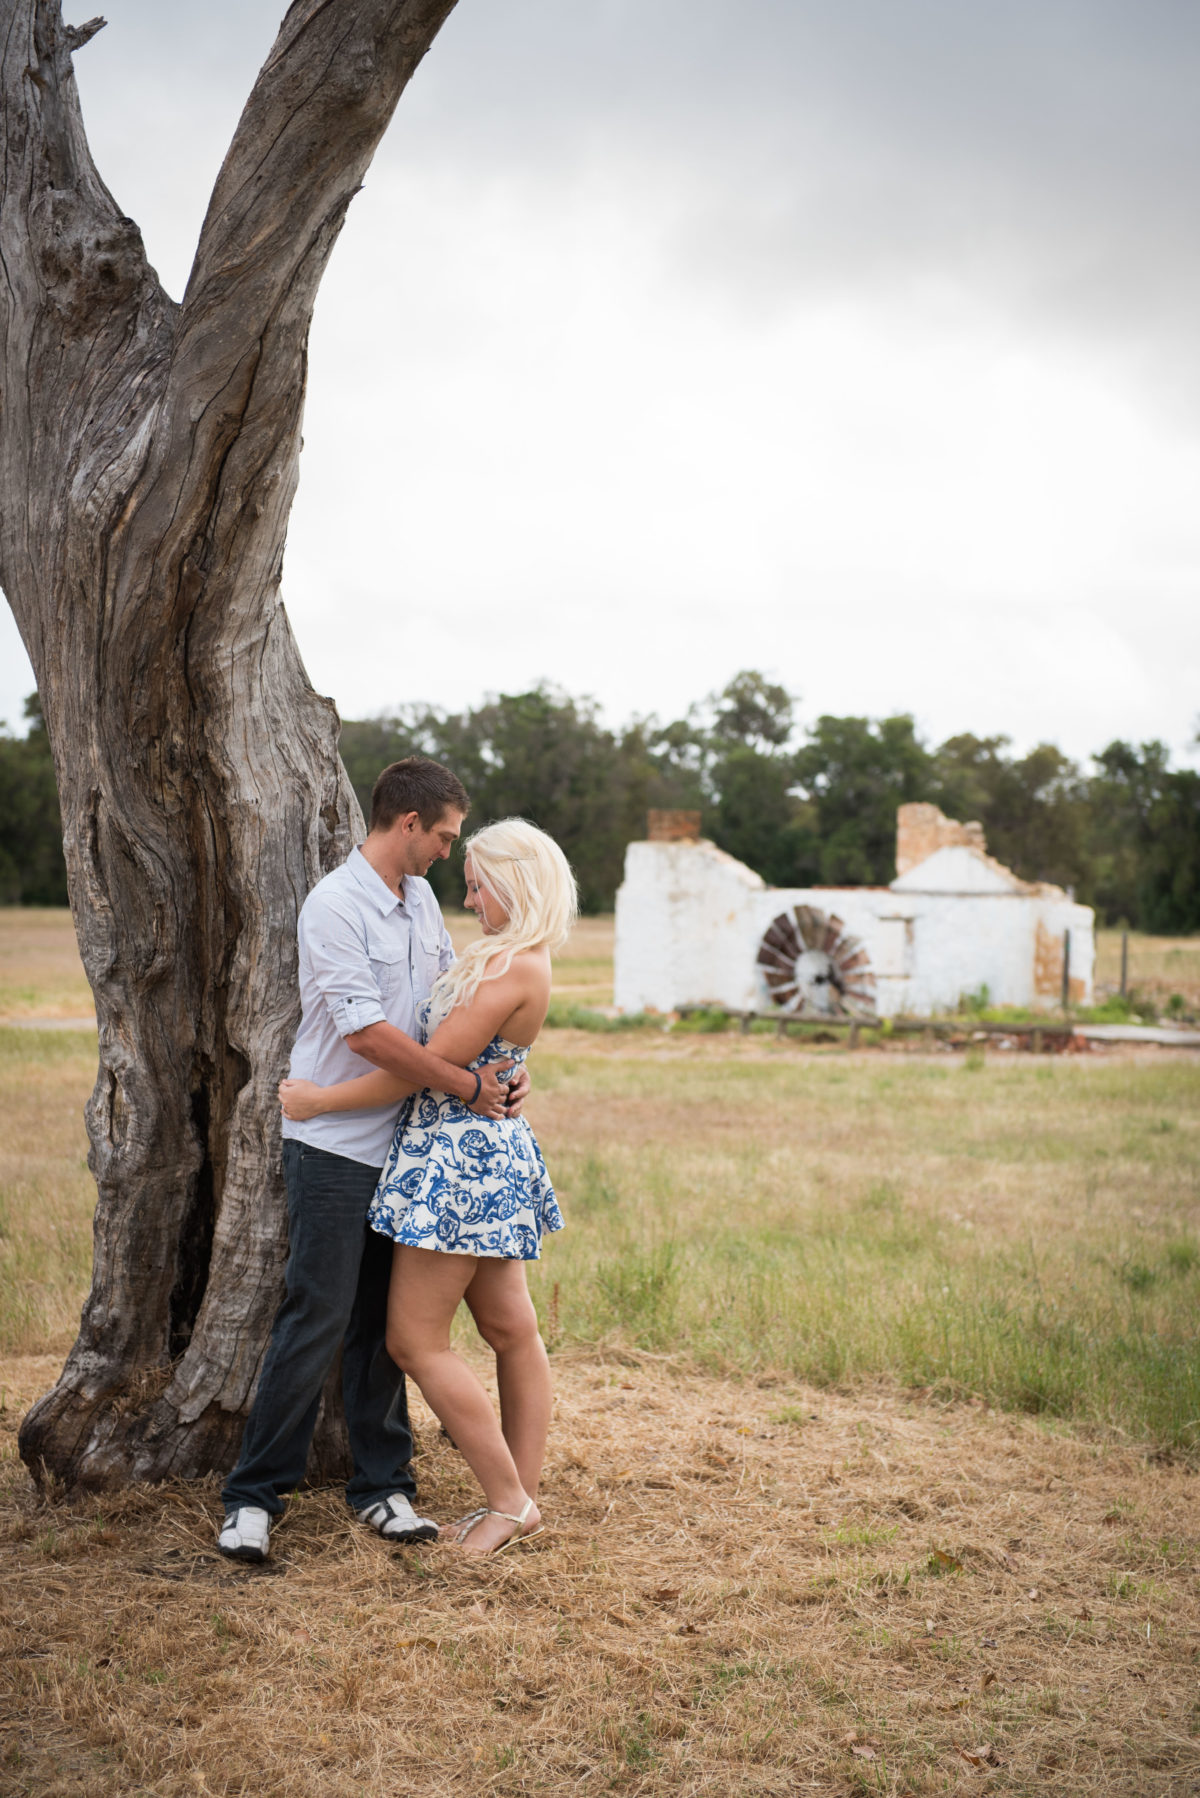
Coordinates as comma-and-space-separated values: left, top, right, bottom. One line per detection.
367, 997, 563, 1261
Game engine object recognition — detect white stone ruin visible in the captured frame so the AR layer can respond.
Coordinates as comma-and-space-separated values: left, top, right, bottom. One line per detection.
614, 803, 1094, 1019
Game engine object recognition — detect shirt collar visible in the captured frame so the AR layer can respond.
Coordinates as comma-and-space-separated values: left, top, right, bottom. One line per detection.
347, 845, 404, 917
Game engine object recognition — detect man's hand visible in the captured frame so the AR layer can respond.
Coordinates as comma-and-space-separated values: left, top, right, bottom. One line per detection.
470, 1063, 515, 1119
504, 1066, 531, 1118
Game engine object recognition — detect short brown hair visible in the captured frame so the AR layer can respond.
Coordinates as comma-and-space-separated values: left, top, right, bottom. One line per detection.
369, 757, 470, 832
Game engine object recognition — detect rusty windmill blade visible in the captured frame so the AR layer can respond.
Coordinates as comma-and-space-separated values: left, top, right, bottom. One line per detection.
755, 906, 877, 1019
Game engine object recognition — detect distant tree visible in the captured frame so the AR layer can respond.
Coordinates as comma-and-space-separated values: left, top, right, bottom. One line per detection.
1139, 771, 1200, 932
931, 734, 1088, 891
793, 715, 933, 884
340, 687, 665, 912
710, 670, 795, 752
1084, 739, 1172, 924
0, 695, 68, 904
1086, 740, 1200, 931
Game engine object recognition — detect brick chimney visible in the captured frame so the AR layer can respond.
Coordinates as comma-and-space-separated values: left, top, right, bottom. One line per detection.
896, 803, 987, 877
647, 810, 702, 843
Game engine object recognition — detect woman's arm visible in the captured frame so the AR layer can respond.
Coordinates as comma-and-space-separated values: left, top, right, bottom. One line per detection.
427, 950, 551, 1068
279, 1068, 411, 1122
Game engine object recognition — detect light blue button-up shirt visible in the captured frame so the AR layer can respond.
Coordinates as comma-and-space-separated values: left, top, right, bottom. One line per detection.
282, 846, 456, 1167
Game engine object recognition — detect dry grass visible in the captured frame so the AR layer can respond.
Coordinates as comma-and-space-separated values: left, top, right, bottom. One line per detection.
0, 1029, 95, 1354
3, 914, 1199, 1793
0, 909, 615, 1023
0, 911, 94, 1022
1094, 930, 1200, 1012
3, 1349, 1199, 1797
7, 909, 1199, 1022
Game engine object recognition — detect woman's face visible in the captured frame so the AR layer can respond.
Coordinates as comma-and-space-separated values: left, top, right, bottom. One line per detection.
464, 856, 508, 934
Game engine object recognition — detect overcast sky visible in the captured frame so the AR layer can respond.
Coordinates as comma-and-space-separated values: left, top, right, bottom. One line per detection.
3, 0, 1198, 766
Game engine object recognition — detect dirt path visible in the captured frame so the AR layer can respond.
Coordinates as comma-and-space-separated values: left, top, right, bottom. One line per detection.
3, 1353, 1197, 1796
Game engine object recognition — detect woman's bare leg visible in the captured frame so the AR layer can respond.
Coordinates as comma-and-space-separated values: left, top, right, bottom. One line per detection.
464, 1258, 552, 1499
386, 1245, 539, 1556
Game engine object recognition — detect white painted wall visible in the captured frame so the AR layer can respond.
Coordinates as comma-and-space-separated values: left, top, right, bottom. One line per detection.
613, 838, 1095, 1017
613, 840, 765, 1014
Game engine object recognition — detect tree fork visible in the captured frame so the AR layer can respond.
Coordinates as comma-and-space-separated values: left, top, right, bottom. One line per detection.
2, 0, 459, 1489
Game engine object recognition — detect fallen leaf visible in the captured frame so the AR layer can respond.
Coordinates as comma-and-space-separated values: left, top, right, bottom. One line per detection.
1075, 1605, 1092, 1622
604, 1610, 632, 1628
1102, 1510, 1123, 1526
956, 1743, 1001, 1768
978, 1670, 996, 1693
929, 1548, 964, 1573
678, 1621, 703, 1636
651, 1587, 681, 1603
925, 1618, 936, 1635
394, 1637, 439, 1652
850, 1744, 879, 1760
468, 1601, 491, 1621
1026, 1588, 1040, 1601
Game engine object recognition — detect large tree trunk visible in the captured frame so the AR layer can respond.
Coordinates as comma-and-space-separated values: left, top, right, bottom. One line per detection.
2, 0, 458, 1489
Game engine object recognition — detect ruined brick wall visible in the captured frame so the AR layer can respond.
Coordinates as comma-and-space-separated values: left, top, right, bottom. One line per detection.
895, 803, 987, 878
647, 810, 702, 843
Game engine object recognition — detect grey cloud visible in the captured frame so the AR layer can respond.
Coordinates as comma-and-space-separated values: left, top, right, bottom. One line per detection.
73, 1, 1200, 397
399, 1, 1200, 402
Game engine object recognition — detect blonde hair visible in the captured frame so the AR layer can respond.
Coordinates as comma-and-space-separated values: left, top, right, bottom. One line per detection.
435, 818, 579, 1011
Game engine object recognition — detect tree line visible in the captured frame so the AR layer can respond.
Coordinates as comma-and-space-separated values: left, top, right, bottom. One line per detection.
3, 674, 1198, 927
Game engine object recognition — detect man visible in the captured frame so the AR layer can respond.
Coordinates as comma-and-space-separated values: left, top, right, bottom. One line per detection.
218, 756, 524, 1563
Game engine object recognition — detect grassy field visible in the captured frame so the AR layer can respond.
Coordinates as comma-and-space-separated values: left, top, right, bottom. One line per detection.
2, 913, 1199, 1792
5, 909, 1199, 1023
0, 907, 618, 1021
1093, 929, 1200, 1015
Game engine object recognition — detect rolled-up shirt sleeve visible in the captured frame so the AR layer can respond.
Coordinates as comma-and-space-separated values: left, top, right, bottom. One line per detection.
300, 892, 388, 1038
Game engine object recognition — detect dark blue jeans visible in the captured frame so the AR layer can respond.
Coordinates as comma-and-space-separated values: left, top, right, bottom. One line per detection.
221, 1140, 416, 1518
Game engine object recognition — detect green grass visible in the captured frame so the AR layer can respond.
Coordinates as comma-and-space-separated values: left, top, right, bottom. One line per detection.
543, 1000, 658, 1032
527, 1049, 1200, 1456
5, 1015, 1200, 1458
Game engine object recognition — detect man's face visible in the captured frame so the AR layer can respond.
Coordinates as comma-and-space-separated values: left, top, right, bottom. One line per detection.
397, 807, 465, 878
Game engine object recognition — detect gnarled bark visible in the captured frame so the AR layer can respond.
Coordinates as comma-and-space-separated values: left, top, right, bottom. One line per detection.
2, 0, 458, 1489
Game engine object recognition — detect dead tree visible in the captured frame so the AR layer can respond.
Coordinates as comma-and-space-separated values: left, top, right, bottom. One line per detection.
2, 0, 458, 1489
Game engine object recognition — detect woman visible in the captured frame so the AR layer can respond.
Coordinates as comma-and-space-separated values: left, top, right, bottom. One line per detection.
279, 817, 576, 1556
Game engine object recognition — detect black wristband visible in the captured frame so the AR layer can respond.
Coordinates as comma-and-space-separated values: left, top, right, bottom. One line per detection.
467, 1070, 482, 1107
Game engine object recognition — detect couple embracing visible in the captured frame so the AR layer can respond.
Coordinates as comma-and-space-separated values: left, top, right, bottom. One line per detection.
218, 756, 575, 1562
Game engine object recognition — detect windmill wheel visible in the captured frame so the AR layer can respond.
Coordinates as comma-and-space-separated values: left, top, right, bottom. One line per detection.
756, 905, 876, 1018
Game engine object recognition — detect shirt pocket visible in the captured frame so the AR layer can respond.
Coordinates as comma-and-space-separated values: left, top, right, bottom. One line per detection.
366, 938, 407, 1001
417, 935, 446, 995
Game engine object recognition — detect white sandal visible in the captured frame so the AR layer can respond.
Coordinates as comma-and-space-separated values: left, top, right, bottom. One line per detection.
444, 1507, 487, 1544
457, 1497, 542, 1553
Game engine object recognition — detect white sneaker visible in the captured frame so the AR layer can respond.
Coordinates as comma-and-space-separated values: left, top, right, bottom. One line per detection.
218, 1506, 271, 1562
357, 1493, 439, 1545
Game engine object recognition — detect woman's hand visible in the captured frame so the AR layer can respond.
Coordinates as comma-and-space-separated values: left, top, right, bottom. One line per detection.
279, 1078, 327, 1121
